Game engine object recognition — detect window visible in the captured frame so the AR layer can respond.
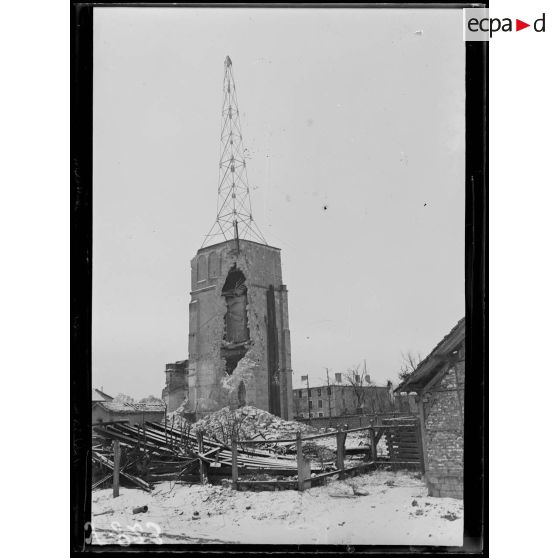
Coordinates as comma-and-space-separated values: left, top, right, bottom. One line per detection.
317, 388, 322, 396
197, 255, 208, 282
354, 374, 360, 383
318, 400, 323, 408
208, 251, 220, 278
318, 412, 324, 418
309, 413, 314, 418
298, 390, 302, 398
327, 386, 331, 395
307, 388, 312, 398
309, 400, 313, 409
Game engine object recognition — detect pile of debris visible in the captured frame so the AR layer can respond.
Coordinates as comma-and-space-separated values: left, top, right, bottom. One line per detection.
92, 418, 319, 492
172, 405, 318, 446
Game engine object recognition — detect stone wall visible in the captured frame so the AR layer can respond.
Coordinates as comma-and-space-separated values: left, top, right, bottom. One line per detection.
162, 360, 189, 413
296, 412, 415, 430
293, 385, 400, 418
422, 360, 465, 499
187, 239, 293, 419
393, 393, 419, 414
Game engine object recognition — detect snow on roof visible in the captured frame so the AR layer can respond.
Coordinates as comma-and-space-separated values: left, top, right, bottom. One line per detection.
395, 317, 465, 393
92, 388, 113, 402
94, 400, 165, 414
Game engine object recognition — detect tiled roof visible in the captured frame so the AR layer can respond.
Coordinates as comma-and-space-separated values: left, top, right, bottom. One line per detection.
94, 401, 165, 414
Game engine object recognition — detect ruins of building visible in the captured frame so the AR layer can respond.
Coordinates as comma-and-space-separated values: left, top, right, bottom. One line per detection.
180, 57, 293, 420
188, 240, 292, 419
161, 360, 189, 413
396, 317, 465, 499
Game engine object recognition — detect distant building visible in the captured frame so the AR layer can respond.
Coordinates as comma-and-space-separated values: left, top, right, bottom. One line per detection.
92, 389, 165, 425
292, 383, 395, 419
396, 318, 465, 499
161, 360, 189, 413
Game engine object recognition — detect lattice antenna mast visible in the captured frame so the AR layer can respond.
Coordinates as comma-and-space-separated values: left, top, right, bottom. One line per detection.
202, 56, 267, 248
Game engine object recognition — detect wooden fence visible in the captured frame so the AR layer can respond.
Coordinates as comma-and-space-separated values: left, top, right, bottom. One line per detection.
230, 417, 424, 492
95, 417, 424, 495
295, 412, 417, 431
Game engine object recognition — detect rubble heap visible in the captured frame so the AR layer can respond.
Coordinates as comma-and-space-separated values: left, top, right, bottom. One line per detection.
172, 405, 317, 445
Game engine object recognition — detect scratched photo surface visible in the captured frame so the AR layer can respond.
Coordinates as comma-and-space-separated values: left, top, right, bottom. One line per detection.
91, 7, 465, 546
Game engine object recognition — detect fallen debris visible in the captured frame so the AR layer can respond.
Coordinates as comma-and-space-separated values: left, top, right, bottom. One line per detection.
92, 418, 305, 491
185, 405, 318, 445
92, 510, 114, 517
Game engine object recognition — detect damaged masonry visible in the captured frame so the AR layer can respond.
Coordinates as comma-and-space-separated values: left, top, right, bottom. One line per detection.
188, 240, 293, 420
178, 56, 293, 420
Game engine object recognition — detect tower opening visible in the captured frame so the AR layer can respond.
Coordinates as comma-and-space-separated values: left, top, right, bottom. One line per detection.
221, 265, 249, 375
238, 381, 246, 407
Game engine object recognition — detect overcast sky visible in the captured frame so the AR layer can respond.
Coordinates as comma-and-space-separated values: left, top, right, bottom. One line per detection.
92, 7, 465, 399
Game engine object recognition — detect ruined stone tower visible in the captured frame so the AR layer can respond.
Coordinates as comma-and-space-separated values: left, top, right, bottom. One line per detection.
186, 57, 293, 419
188, 240, 292, 419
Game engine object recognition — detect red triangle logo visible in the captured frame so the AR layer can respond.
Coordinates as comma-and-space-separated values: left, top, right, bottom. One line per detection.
516, 19, 530, 31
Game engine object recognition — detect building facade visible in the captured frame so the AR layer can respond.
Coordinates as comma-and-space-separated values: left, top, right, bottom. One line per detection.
161, 360, 189, 413
186, 239, 293, 420
396, 318, 465, 499
292, 384, 395, 418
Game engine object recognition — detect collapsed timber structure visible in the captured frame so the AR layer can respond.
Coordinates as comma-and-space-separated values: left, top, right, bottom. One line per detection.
92, 414, 424, 493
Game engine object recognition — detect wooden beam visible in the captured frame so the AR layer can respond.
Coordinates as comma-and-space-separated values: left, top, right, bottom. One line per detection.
417, 394, 429, 475
94, 420, 130, 426
369, 423, 377, 461
336, 426, 347, 477
231, 436, 238, 490
112, 440, 120, 498
296, 431, 311, 491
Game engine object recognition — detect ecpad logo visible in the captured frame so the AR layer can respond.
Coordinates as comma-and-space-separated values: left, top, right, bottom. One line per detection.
463, 9, 546, 40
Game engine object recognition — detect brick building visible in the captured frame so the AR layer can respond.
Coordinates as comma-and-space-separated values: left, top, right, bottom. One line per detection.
292, 383, 395, 418
396, 318, 465, 499
186, 239, 293, 420
161, 360, 189, 413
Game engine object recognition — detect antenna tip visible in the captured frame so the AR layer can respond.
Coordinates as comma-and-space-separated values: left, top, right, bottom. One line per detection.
225, 55, 232, 67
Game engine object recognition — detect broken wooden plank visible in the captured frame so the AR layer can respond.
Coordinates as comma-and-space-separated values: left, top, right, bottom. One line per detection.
93, 452, 151, 492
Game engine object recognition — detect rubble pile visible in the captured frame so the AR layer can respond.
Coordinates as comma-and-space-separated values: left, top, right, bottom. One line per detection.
190, 406, 318, 444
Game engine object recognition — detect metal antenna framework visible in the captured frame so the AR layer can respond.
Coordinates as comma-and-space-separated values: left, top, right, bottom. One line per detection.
202, 56, 267, 248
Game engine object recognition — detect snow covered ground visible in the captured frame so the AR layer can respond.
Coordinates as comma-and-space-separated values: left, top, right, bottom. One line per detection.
91, 470, 463, 546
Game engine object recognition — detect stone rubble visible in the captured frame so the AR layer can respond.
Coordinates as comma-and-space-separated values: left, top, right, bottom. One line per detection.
190, 405, 318, 444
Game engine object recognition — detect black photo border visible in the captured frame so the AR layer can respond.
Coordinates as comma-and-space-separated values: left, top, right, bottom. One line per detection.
71, 2, 487, 555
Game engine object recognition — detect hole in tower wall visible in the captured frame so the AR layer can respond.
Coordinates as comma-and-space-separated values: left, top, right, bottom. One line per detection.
221, 265, 250, 375
238, 381, 246, 407
225, 353, 244, 376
